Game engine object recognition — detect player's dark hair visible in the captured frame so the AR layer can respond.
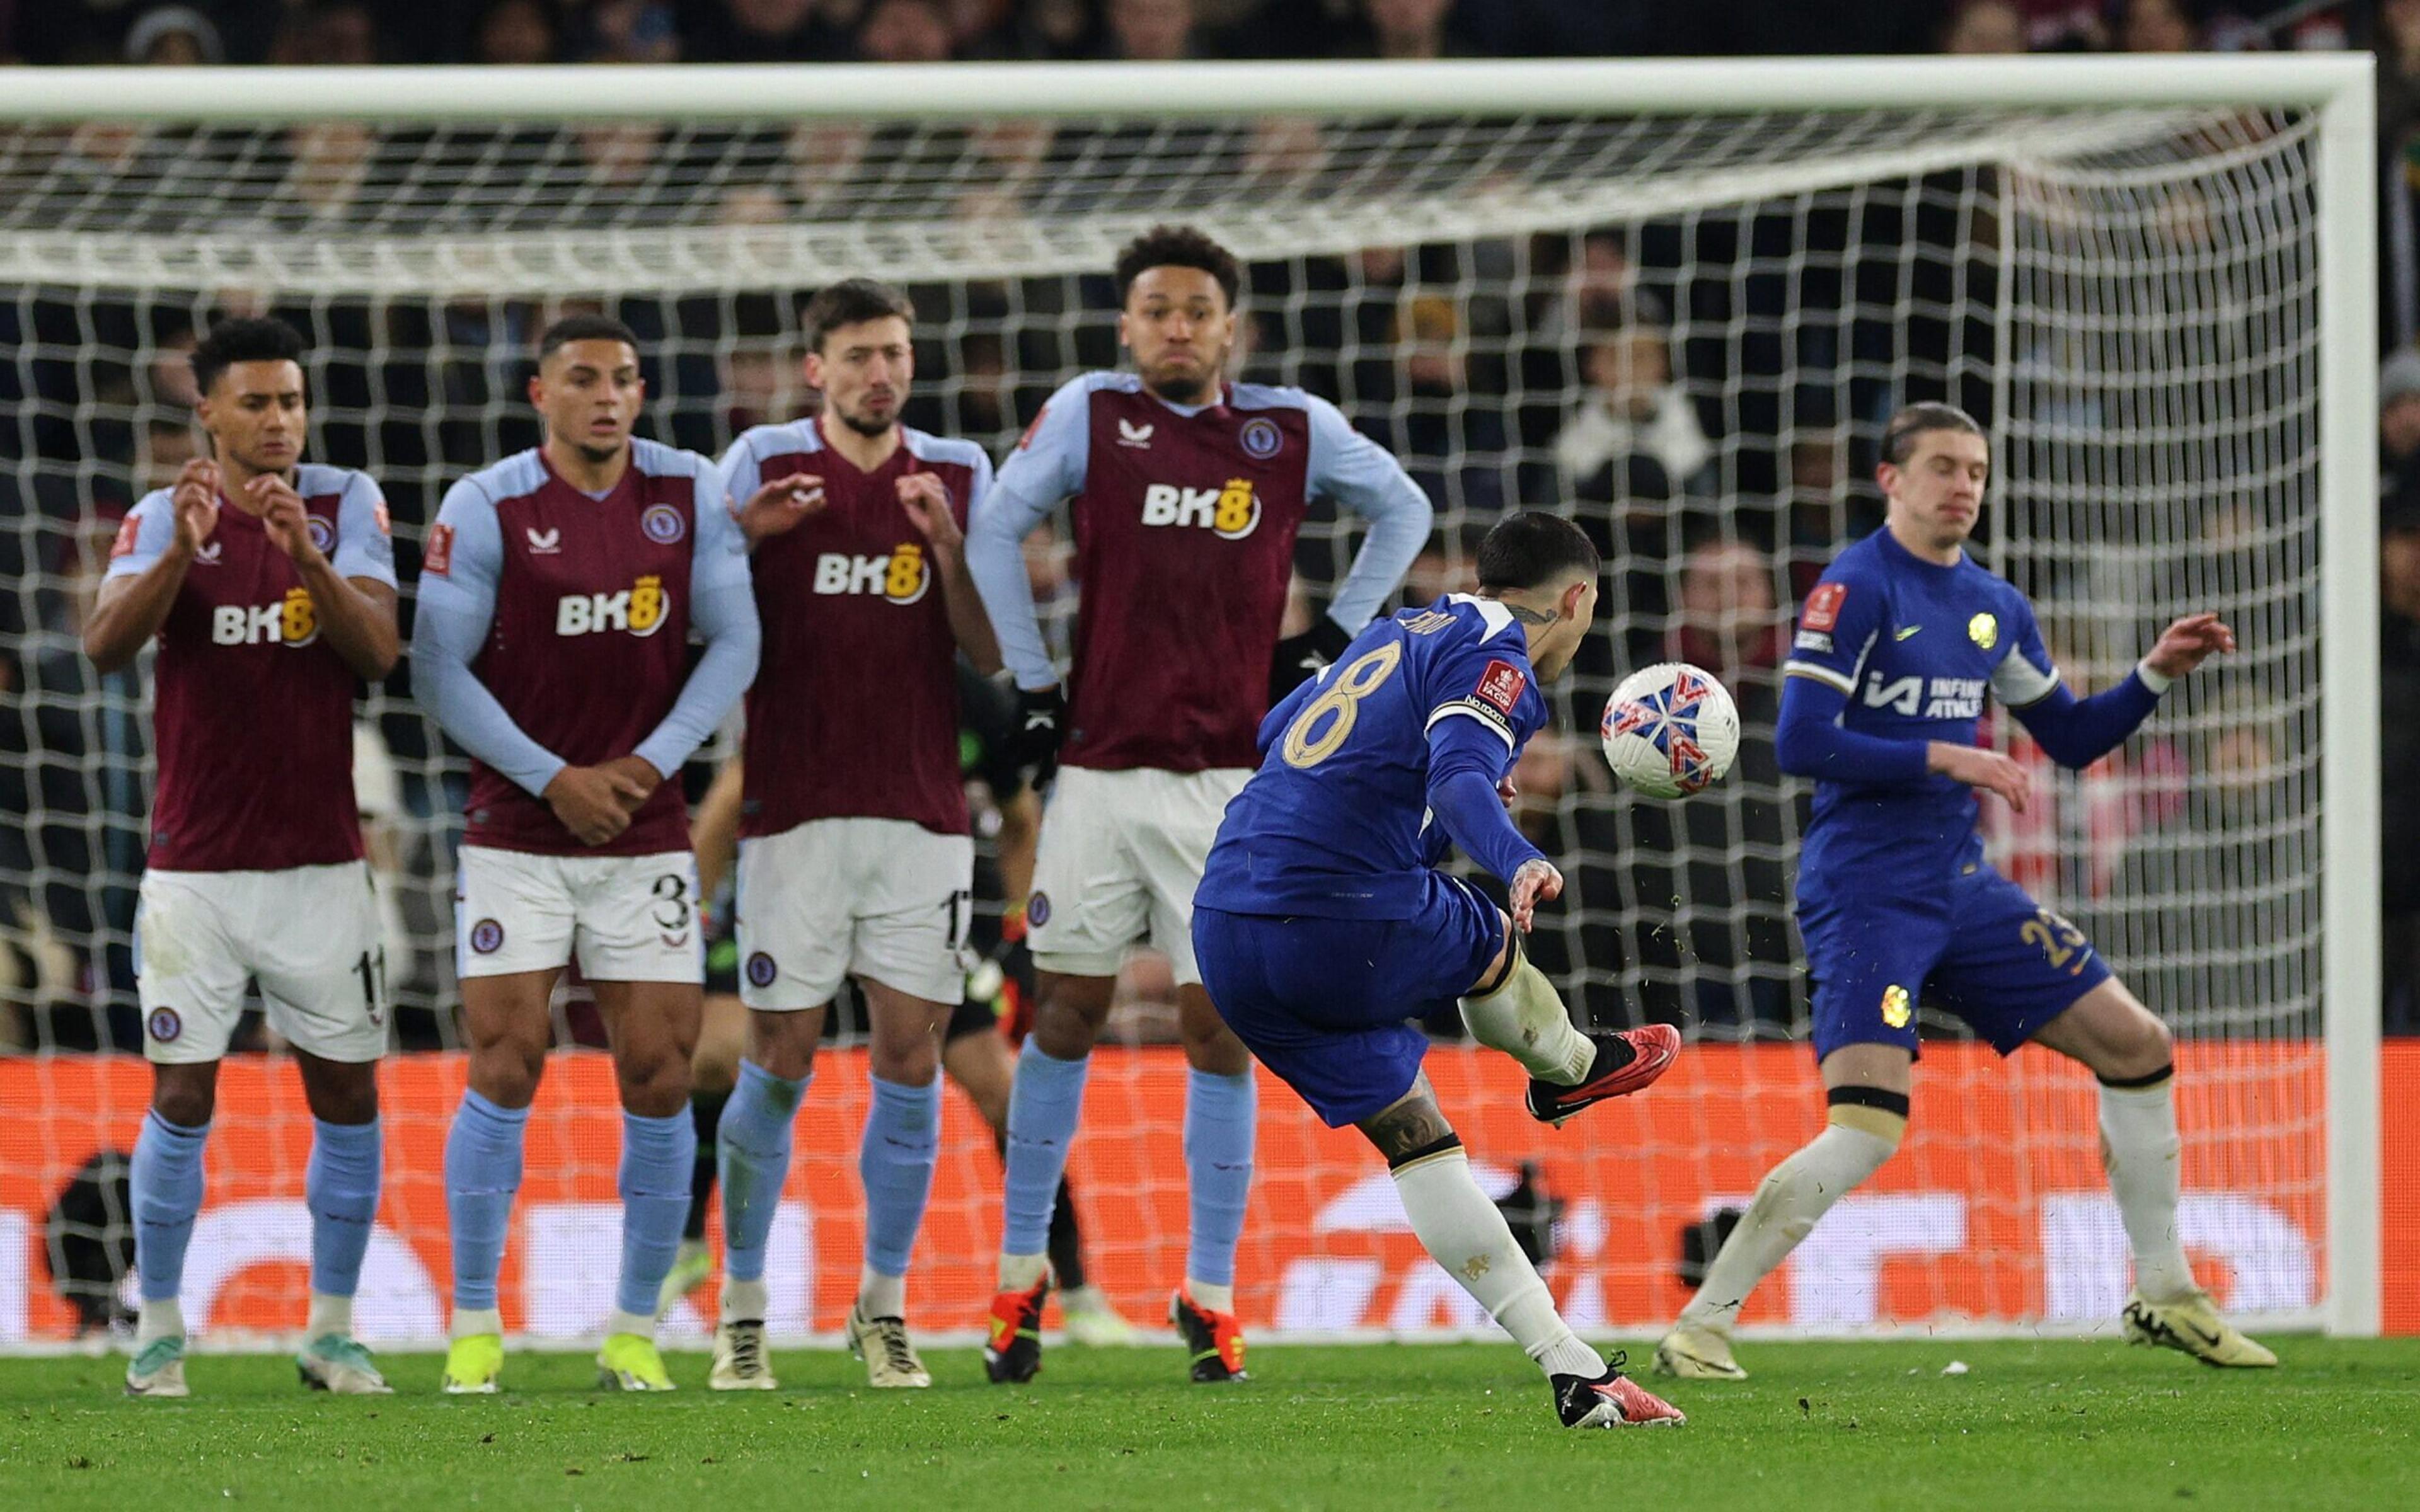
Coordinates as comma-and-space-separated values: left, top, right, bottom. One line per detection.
1114, 224, 1242, 307
1880, 401, 1986, 466
188, 316, 306, 398
1477, 511, 1601, 593
536, 312, 641, 365
802, 278, 916, 352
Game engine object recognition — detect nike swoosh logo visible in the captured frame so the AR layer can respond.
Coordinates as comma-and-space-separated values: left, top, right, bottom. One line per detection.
1896, 625, 1922, 641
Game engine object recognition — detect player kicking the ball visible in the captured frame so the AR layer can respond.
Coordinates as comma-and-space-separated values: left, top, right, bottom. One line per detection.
87, 316, 401, 1398
965, 225, 1432, 1383
1192, 511, 1682, 1427
1656, 403, 2271, 1380
413, 314, 759, 1393
703, 278, 1000, 1390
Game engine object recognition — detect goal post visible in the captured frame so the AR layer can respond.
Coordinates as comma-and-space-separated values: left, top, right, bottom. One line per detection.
0, 55, 2381, 1346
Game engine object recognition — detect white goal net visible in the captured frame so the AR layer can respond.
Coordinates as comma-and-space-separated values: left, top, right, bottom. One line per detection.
0, 58, 2377, 1347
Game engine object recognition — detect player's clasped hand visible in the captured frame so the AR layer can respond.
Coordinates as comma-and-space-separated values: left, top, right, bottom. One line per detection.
897, 471, 962, 555
1928, 742, 2032, 814
731, 470, 827, 546
250, 472, 320, 563
170, 457, 221, 556
1507, 856, 1563, 933
2143, 612, 2236, 679
543, 764, 654, 846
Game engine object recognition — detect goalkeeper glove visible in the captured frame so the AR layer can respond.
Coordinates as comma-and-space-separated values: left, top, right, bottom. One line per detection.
1269, 614, 1354, 705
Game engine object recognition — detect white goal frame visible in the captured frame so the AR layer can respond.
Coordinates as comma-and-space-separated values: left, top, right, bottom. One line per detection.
0, 53, 2379, 1337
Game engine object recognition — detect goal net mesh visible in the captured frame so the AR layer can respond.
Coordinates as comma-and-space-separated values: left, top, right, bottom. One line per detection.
0, 98, 2326, 1344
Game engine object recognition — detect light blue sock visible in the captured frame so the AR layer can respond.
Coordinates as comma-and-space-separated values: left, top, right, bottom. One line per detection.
306, 1116, 382, 1300
130, 1110, 209, 1305
861, 1073, 942, 1279
1184, 1068, 1257, 1288
444, 1089, 526, 1315
718, 1058, 806, 1284
1001, 1039, 1089, 1259
614, 1108, 696, 1320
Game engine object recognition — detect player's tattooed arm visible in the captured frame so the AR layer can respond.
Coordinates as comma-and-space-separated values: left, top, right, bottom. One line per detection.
1357, 1080, 1460, 1165
84, 459, 217, 673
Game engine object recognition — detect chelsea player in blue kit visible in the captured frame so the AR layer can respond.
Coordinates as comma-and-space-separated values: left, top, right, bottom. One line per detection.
1656, 404, 2274, 1380
1194, 513, 1687, 1429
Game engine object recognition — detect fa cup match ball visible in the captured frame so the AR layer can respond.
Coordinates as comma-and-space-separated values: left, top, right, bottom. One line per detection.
1599, 663, 1739, 799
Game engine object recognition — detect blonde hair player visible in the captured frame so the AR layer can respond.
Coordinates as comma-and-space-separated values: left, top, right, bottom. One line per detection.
1655, 402, 2271, 1380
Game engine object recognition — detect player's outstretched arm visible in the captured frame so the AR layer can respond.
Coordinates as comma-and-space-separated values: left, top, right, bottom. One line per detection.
630, 475, 761, 782
83, 459, 217, 674
2010, 612, 2234, 770
256, 471, 399, 681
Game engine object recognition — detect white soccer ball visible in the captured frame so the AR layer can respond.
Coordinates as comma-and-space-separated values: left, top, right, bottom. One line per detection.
1599, 662, 1741, 799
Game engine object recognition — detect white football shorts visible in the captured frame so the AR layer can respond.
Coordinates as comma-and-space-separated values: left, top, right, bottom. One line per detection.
454, 844, 703, 984
1025, 765, 1249, 986
735, 817, 974, 1010
134, 861, 388, 1064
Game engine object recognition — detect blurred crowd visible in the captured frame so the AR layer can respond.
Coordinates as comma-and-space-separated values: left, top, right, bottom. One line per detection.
0, 0, 2375, 71
1, 0, 2416, 1052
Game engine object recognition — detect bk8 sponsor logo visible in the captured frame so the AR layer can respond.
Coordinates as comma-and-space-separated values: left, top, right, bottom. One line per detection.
1139, 478, 1260, 539
556, 574, 669, 637
210, 587, 319, 646
812, 544, 930, 604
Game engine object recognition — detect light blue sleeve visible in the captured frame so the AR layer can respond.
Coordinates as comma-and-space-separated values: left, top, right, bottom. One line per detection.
101, 493, 176, 581
409, 479, 568, 797
716, 432, 764, 520
968, 381, 1092, 692
1302, 394, 1433, 632
630, 472, 762, 777
961, 443, 996, 525
688, 461, 752, 597
331, 472, 400, 588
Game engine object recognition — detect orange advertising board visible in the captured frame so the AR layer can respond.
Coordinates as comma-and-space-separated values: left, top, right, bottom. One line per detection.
0, 1041, 2407, 1342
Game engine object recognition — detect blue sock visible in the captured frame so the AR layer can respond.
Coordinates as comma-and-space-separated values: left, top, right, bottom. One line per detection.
1001, 1040, 1089, 1259
614, 1108, 696, 1320
306, 1116, 382, 1301
861, 1073, 942, 1280
443, 1089, 527, 1315
718, 1058, 805, 1284
1184, 1068, 1257, 1288
130, 1110, 209, 1305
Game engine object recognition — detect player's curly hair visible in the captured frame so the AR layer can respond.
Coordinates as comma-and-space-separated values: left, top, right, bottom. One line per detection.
1881, 401, 1985, 466
536, 312, 641, 365
188, 316, 306, 398
1114, 224, 1242, 307
1477, 510, 1601, 593
803, 278, 916, 352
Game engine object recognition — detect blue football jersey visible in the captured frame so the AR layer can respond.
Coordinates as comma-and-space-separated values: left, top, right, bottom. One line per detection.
1197, 593, 1550, 920
1782, 529, 2060, 898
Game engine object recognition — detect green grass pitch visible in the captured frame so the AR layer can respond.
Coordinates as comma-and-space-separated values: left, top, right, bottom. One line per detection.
3, 1338, 2414, 1511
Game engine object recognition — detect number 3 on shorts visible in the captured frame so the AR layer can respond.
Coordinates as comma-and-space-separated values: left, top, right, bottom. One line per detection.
1281, 643, 1403, 769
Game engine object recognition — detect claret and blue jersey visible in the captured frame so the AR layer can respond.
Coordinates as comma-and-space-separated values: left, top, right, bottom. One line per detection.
1778, 526, 2165, 1062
